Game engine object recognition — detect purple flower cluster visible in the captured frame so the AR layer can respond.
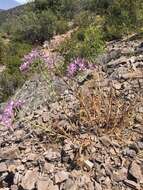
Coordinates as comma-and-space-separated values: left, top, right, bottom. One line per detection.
0, 100, 23, 128
67, 58, 95, 76
20, 50, 96, 76
20, 49, 41, 72
20, 49, 57, 72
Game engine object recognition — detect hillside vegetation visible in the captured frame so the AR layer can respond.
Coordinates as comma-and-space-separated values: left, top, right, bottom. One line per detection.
0, 1, 143, 190
0, 0, 143, 101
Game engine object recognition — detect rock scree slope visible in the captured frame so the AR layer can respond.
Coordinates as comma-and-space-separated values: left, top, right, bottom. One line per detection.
0, 35, 143, 190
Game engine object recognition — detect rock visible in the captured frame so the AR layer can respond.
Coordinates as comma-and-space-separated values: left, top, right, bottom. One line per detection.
54, 171, 69, 184
129, 161, 143, 183
44, 162, 55, 173
15, 130, 25, 141
44, 148, 61, 162
14, 172, 22, 185
113, 81, 122, 90
94, 181, 102, 190
0, 147, 20, 160
11, 185, 18, 190
107, 57, 127, 68
63, 179, 75, 190
99, 136, 112, 147
20, 170, 38, 190
27, 153, 38, 161
37, 177, 58, 190
124, 179, 140, 190
113, 167, 128, 182
83, 160, 94, 170
0, 163, 7, 173
122, 148, 137, 158
42, 112, 49, 123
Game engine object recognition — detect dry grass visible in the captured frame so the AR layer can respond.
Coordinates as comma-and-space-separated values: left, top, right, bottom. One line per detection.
77, 71, 139, 135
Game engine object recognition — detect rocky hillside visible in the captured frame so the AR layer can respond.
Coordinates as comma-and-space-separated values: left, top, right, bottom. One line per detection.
0, 4, 27, 26
0, 36, 143, 190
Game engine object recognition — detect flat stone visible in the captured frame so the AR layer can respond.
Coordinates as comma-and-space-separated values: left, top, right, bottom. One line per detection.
0, 147, 20, 160
54, 171, 69, 184
0, 163, 7, 173
27, 153, 38, 161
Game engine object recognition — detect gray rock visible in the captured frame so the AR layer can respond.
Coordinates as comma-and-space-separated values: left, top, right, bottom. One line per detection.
123, 148, 137, 158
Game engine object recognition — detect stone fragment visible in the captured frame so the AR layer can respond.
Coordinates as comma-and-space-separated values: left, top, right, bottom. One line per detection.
54, 171, 69, 184
44, 149, 61, 162
0, 163, 7, 173
15, 130, 25, 140
113, 167, 127, 182
27, 153, 38, 161
14, 172, 22, 185
44, 162, 54, 173
83, 160, 94, 170
99, 136, 112, 147
113, 81, 122, 90
63, 179, 76, 190
0, 147, 20, 160
11, 185, 18, 190
124, 179, 140, 190
42, 112, 49, 123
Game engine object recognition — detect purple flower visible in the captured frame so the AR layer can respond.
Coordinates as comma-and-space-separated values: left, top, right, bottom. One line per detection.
67, 63, 78, 76
20, 49, 41, 72
67, 58, 95, 76
0, 100, 24, 128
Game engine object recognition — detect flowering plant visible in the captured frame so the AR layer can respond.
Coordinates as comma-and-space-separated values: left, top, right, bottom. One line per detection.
0, 100, 23, 128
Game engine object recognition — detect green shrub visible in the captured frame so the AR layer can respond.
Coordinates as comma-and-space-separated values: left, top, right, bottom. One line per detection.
59, 26, 105, 62
74, 11, 96, 27
55, 19, 69, 35
0, 37, 7, 65
0, 41, 31, 101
